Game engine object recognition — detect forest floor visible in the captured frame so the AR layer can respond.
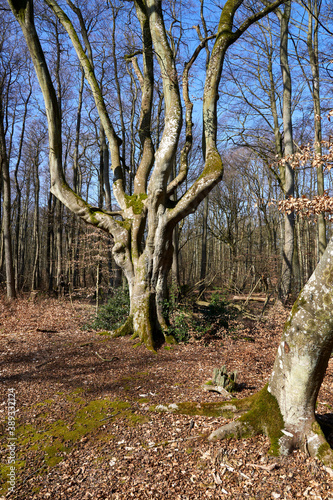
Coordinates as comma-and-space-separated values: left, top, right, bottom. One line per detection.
0, 295, 333, 500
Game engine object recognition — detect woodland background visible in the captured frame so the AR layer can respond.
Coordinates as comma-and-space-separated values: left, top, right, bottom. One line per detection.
1, 0, 333, 301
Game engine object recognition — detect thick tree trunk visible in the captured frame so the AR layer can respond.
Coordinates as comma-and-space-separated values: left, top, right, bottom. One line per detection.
112, 244, 175, 351
209, 235, 333, 465
268, 235, 333, 460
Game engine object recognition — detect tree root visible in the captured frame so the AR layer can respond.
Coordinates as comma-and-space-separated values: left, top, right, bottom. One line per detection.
162, 331, 177, 345
208, 386, 284, 455
208, 420, 249, 441
110, 314, 176, 350
111, 316, 134, 338
207, 386, 333, 467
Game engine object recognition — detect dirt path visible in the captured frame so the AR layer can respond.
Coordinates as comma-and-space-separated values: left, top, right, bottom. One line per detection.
0, 297, 332, 499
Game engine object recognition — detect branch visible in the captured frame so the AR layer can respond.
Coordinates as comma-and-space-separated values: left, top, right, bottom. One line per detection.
44, 0, 127, 209
167, 34, 216, 198
132, 0, 155, 195
146, 0, 182, 194
167, 147, 223, 227
233, 0, 286, 42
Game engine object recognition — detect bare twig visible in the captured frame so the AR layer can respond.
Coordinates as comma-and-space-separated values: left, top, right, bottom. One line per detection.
35, 359, 53, 369
22, 464, 46, 483
36, 328, 58, 333
248, 462, 278, 472
100, 411, 121, 421
95, 351, 119, 362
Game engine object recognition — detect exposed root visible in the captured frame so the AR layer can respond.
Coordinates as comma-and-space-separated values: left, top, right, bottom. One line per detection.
208, 420, 250, 441
207, 386, 333, 465
208, 386, 284, 455
111, 316, 133, 338
162, 331, 177, 345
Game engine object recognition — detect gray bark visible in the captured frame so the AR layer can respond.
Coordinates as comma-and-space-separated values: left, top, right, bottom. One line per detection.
277, 1, 295, 302
268, 234, 333, 462
0, 94, 16, 299
306, 0, 326, 259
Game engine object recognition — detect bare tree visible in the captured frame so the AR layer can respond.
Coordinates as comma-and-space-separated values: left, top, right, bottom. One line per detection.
7, 0, 284, 349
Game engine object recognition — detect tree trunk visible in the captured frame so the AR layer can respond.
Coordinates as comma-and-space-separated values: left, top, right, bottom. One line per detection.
209, 235, 333, 465
112, 242, 174, 350
278, 1, 295, 302
0, 93, 16, 299
306, 0, 326, 259
267, 235, 333, 459
199, 196, 209, 296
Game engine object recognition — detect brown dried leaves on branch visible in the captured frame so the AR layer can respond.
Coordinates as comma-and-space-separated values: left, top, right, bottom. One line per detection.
273, 137, 333, 217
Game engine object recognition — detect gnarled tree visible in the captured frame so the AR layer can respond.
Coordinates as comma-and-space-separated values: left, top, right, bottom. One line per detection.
7, 0, 284, 349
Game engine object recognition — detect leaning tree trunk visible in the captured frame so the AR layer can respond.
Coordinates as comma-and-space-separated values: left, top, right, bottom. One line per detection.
209, 235, 333, 465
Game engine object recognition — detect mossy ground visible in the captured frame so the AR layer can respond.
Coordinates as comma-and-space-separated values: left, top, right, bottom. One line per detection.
0, 391, 149, 494
1, 298, 332, 498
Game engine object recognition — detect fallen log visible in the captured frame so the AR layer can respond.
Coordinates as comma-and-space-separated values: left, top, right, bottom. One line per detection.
232, 295, 273, 303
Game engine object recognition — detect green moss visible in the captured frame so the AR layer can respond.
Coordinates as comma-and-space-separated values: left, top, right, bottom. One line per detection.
239, 385, 284, 455
312, 420, 325, 437
323, 292, 333, 306
97, 331, 112, 336
2, 390, 157, 492
33, 399, 54, 407
124, 194, 147, 215
45, 441, 69, 466
316, 442, 333, 464
136, 397, 150, 403
14, 396, 133, 473
73, 388, 84, 395
0, 461, 26, 494
110, 400, 131, 411
96, 433, 116, 442
115, 218, 131, 231
126, 413, 149, 426
284, 295, 306, 331
114, 315, 133, 337
198, 148, 223, 181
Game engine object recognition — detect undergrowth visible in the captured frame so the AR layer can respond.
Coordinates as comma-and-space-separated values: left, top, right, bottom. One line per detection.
83, 287, 130, 331
84, 287, 237, 344
166, 292, 237, 343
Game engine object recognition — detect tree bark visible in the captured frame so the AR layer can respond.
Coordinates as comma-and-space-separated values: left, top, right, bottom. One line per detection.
307, 0, 326, 259
0, 94, 16, 299
209, 235, 333, 465
277, 1, 295, 302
